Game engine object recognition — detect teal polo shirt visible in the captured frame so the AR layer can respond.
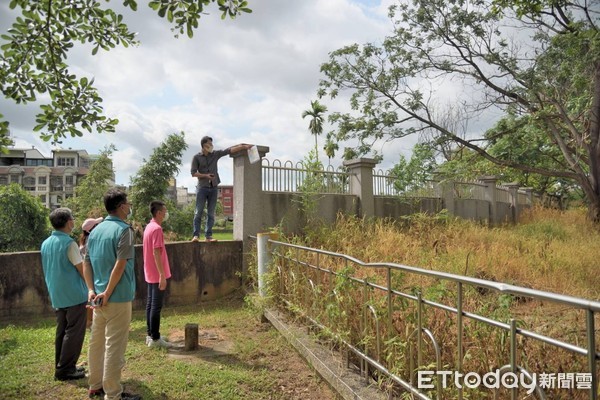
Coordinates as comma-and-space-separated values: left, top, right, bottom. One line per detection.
86, 215, 136, 302
40, 231, 87, 309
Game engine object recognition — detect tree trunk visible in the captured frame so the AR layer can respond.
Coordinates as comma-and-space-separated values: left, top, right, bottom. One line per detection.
588, 61, 600, 222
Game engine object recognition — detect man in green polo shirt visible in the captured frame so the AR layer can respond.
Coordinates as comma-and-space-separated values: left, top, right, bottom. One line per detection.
84, 189, 140, 400
41, 207, 88, 381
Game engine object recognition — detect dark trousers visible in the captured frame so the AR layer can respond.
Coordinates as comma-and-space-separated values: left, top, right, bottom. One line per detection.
193, 186, 218, 238
54, 302, 87, 378
146, 283, 165, 340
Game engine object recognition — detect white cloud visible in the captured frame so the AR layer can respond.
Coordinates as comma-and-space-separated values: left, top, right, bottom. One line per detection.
0, 0, 419, 192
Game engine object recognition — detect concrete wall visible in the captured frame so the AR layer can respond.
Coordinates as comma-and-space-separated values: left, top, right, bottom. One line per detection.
262, 192, 358, 234
0, 241, 243, 319
374, 197, 443, 218
452, 199, 490, 224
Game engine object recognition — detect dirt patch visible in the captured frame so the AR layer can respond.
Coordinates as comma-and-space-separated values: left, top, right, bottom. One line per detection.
164, 323, 338, 399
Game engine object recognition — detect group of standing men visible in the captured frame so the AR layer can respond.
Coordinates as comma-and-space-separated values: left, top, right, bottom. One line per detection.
40, 137, 251, 400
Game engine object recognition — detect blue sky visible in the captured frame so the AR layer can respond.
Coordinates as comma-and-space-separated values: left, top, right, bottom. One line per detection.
1, 0, 420, 191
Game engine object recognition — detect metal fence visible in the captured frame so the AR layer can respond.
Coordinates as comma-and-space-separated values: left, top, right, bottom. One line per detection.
373, 169, 441, 198
257, 237, 599, 400
260, 159, 537, 209
261, 159, 349, 194
496, 186, 512, 203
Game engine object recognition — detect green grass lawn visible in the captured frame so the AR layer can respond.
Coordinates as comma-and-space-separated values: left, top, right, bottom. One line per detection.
0, 295, 334, 400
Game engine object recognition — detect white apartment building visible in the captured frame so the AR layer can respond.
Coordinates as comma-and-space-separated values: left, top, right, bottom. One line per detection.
0, 147, 115, 209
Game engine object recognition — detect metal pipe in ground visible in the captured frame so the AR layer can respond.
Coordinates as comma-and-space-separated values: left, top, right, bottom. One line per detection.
257, 232, 273, 297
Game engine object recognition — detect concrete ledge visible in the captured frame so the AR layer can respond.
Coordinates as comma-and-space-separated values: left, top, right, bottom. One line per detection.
0, 241, 243, 318
263, 307, 388, 400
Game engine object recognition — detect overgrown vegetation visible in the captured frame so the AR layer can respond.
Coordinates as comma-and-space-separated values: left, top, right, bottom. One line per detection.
305, 207, 599, 299
0, 183, 49, 252
258, 207, 599, 399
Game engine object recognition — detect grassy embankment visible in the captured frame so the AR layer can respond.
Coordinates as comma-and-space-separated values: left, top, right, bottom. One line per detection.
276, 206, 599, 399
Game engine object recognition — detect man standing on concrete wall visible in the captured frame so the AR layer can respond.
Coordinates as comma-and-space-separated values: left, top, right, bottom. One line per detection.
84, 189, 140, 400
40, 207, 88, 381
190, 136, 251, 242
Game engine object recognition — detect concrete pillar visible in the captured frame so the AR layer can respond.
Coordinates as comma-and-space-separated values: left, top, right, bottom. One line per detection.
185, 323, 199, 351
478, 176, 498, 225
343, 158, 378, 218
232, 145, 270, 275
257, 232, 271, 297
504, 182, 520, 223
433, 174, 455, 217
522, 187, 534, 206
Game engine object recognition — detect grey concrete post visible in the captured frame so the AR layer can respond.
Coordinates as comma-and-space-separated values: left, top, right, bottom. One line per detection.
522, 187, 534, 206
257, 232, 271, 297
478, 176, 498, 225
232, 145, 270, 275
343, 158, 378, 218
432, 171, 454, 216
505, 182, 520, 223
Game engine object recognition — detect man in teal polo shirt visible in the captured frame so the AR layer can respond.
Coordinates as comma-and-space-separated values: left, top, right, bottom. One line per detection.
84, 189, 140, 400
41, 207, 88, 381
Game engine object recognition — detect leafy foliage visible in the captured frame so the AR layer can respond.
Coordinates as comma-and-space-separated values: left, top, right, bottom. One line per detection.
0, 0, 251, 151
318, 0, 600, 219
129, 132, 188, 223
0, 114, 13, 153
163, 201, 196, 239
389, 143, 437, 194
63, 145, 116, 220
438, 114, 583, 199
0, 183, 49, 252
302, 100, 328, 162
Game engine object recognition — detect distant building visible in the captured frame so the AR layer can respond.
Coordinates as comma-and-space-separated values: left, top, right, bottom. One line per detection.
218, 185, 234, 217
0, 147, 114, 209
183, 185, 234, 216
166, 177, 178, 204
176, 186, 193, 207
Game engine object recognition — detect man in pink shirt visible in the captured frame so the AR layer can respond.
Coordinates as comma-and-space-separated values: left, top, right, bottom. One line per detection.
143, 200, 173, 348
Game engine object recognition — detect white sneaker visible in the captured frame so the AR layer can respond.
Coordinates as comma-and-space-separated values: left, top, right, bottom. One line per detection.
145, 336, 152, 345
148, 337, 173, 348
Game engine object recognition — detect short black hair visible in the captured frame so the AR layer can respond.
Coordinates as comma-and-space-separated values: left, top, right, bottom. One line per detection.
201, 136, 213, 146
150, 200, 165, 217
104, 188, 128, 213
49, 208, 73, 230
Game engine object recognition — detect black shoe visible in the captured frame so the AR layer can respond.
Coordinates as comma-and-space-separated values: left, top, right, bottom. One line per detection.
121, 393, 142, 400
54, 370, 85, 381
76, 365, 86, 373
88, 388, 105, 398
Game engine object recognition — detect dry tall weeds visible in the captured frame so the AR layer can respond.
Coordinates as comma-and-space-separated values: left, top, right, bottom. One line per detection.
276, 206, 600, 399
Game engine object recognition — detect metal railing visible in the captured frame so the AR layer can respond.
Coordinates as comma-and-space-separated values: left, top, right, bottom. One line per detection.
453, 181, 487, 201
496, 186, 512, 203
256, 236, 599, 399
372, 170, 441, 198
261, 159, 349, 194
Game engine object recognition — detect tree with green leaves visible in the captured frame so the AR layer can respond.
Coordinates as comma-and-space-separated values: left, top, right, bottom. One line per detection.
0, 183, 48, 252
302, 100, 328, 163
63, 144, 116, 220
323, 133, 339, 166
0, 113, 12, 152
390, 143, 437, 194
0, 0, 251, 151
129, 132, 188, 223
318, 0, 600, 220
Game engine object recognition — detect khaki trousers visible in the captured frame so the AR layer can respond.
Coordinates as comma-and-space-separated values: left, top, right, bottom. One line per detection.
88, 301, 132, 400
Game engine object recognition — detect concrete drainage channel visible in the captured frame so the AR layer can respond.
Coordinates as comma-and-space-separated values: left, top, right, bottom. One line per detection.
262, 307, 389, 400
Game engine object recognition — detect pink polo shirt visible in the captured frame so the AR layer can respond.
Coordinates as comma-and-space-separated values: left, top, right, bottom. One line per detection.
143, 218, 172, 283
